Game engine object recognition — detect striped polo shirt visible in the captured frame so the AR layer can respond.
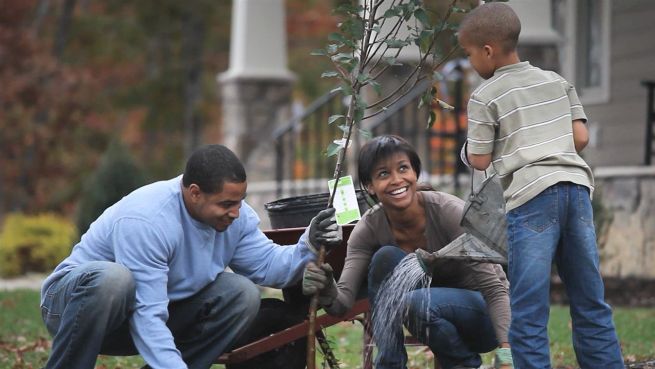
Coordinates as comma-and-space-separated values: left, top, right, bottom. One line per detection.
466, 61, 594, 211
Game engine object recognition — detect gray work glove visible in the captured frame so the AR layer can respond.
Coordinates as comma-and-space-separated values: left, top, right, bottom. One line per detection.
302, 262, 338, 307
307, 208, 342, 254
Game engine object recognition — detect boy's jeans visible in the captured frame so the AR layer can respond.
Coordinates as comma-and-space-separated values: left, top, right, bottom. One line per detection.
506, 182, 624, 369
368, 246, 498, 369
41, 261, 260, 369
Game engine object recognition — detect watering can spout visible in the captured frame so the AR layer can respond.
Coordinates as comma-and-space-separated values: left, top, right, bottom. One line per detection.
415, 249, 436, 275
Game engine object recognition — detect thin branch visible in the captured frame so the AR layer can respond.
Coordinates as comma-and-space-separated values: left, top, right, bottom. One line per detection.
363, 45, 460, 120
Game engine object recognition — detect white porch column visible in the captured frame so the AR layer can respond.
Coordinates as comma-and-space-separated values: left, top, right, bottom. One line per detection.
507, 0, 561, 72
219, 0, 295, 181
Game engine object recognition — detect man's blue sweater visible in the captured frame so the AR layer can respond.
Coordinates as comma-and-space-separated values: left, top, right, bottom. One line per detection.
41, 176, 316, 369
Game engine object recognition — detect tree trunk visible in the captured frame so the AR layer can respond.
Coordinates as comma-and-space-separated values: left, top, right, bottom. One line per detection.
181, 9, 205, 158
53, 0, 77, 59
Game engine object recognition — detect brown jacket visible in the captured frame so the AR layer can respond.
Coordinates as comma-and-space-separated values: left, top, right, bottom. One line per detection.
326, 190, 510, 343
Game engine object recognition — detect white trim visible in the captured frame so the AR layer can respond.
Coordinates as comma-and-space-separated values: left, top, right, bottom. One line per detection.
593, 166, 655, 179
558, 0, 611, 105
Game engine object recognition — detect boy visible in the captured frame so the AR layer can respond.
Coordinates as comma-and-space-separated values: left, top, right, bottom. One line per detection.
458, 3, 624, 369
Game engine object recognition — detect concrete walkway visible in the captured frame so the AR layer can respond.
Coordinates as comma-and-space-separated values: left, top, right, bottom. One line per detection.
0, 273, 46, 291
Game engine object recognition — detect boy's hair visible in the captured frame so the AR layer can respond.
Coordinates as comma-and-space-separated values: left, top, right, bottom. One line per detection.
182, 144, 246, 194
357, 135, 422, 201
459, 2, 521, 54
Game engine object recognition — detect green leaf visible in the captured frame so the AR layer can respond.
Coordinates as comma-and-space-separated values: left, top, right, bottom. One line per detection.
310, 49, 326, 56
328, 115, 345, 124
414, 8, 430, 28
338, 124, 350, 134
385, 38, 409, 48
326, 142, 342, 157
328, 32, 347, 45
335, 3, 363, 15
418, 29, 434, 53
356, 72, 370, 84
383, 7, 401, 18
340, 18, 365, 40
426, 110, 437, 129
326, 44, 339, 54
342, 84, 354, 96
432, 71, 444, 81
369, 80, 382, 96
359, 128, 372, 139
321, 71, 340, 78
382, 56, 401, 66
331, 52, 353, 62
355, 95, 368, 111
330, 86, 343, 94
418, 89, 432, 110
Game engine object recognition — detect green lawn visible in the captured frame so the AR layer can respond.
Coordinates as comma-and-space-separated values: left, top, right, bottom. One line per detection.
1, 289, 653, 369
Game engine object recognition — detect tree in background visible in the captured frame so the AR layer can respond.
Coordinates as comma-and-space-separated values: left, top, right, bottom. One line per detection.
0, 0, 347, 219
75, 140, 147, 235
0, 0, 109, 216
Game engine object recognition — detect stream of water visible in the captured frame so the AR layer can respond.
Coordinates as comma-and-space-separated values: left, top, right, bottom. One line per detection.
370, 252, 432, 360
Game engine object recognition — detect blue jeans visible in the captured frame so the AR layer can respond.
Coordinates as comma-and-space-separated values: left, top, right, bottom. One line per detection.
507, 182, 624, 369
41, 261, 261, 369
368, 246, 498, 369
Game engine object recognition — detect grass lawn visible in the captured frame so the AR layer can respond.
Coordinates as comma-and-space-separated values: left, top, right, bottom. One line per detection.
1, 289, 653, 369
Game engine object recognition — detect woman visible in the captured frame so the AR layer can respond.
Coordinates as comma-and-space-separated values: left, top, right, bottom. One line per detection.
303, 135, 513, 369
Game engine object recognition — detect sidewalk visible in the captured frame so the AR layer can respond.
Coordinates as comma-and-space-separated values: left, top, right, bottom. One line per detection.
0, 273, 46, 291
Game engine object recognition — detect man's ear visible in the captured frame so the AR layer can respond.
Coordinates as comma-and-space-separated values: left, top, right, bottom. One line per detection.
188, 184, 202, 201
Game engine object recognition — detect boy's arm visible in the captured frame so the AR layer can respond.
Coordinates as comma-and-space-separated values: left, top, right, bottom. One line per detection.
467, 152, 492, 171
460, 141, 492, 170
572, 119, 589, 152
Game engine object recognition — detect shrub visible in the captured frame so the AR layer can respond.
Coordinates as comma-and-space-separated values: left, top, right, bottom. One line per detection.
76, 140, 147, 235
0, 213, 78, 277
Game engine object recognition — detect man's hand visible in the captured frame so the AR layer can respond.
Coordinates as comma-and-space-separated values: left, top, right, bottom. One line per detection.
302, 262, 338, 307
308, 208, 342, 254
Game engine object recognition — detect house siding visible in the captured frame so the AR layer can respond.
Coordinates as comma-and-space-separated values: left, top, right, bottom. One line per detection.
583, 0, 655, 167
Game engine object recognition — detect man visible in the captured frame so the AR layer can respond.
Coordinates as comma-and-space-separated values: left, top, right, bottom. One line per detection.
40, 144, 341, 369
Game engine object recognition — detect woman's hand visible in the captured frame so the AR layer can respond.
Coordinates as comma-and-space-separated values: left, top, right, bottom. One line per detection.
494, 346, 513, 369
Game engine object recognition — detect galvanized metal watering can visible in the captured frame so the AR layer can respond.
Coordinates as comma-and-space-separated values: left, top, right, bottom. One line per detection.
417, 173, 508, 270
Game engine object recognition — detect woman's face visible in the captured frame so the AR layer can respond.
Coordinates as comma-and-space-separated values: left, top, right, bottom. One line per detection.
366, 152, 418, 211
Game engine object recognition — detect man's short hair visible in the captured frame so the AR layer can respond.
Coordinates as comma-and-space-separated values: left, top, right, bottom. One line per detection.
459, 2, 521, 54
182, 144, 246, 194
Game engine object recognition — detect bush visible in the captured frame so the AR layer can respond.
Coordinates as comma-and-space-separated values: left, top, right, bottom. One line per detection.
0, 213, 78, 277
76, 140, 147, 235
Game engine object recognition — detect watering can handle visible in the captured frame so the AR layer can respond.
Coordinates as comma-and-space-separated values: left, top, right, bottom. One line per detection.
469, 168, 489, 200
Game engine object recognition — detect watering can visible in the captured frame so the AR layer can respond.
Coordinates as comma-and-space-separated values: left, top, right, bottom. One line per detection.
417, 173, 508, 272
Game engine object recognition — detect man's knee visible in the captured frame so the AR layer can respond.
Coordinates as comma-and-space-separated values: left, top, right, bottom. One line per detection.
233, 276, 261, 319
86, 262, 136, 308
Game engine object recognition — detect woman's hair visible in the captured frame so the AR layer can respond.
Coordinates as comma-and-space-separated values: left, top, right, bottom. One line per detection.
357, 135, 422, 202
182, 144, 246, 194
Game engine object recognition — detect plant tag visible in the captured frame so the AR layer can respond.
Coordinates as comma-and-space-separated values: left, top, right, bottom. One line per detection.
327, 175, 361, 225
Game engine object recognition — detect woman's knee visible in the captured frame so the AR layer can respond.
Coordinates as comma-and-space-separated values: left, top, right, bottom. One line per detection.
369, 246, 406, 282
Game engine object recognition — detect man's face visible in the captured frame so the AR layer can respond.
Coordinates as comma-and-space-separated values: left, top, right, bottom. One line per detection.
187, 181, 247, 232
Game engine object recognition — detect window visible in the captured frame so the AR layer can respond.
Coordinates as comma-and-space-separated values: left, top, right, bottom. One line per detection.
555, 0, 611, 104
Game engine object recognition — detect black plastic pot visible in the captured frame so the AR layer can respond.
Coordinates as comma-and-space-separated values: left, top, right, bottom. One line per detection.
264, 190, 371, 229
